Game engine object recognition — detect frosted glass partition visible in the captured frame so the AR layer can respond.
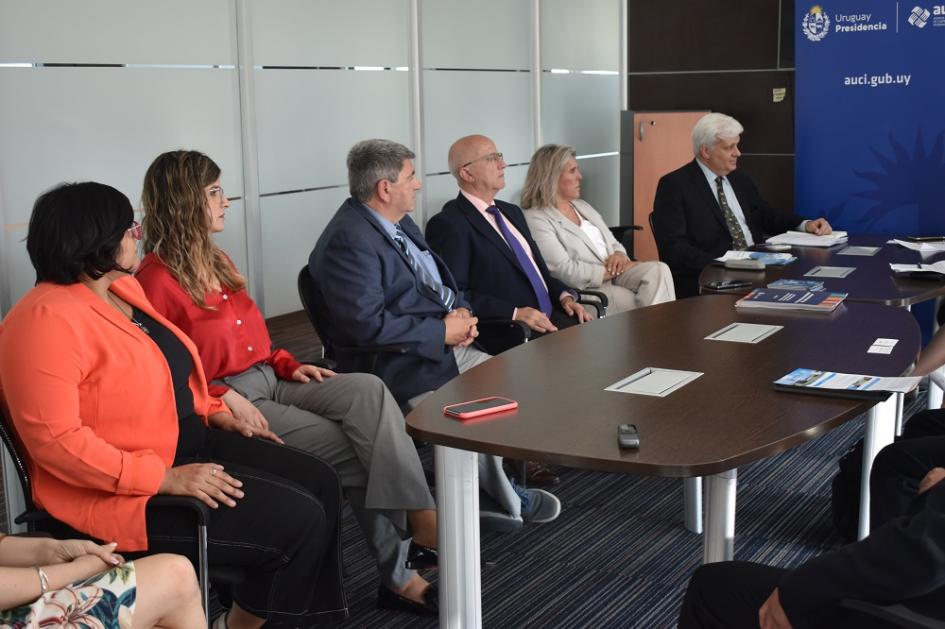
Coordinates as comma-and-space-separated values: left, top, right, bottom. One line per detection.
260, 188, 348, 317
541, 73, 619, 157
574, 155, 619, 226
420, 0, 530, 69
0, 1, 236, 65
251, 0, 409, 67
254, 69, 412, 193
421, 164, 530, 228
539, 0, 619, 71
0, 68, 242, 221
422, 71, 533, 175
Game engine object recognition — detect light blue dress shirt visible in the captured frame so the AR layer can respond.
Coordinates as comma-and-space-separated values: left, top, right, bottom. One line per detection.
363, 204, 445, 284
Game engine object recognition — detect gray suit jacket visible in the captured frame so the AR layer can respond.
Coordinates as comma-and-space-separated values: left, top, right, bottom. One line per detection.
524, 199, 624, 290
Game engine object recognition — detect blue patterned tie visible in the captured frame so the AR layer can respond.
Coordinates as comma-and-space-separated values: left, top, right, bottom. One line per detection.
485, 206, 553, 315
393, 225, 456, 310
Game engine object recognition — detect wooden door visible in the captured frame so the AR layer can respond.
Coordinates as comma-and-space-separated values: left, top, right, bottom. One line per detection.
631, 111, 708, 261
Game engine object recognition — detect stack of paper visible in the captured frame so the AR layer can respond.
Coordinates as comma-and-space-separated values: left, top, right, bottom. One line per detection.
715, 250, 797, 266
890, 260, 945, 278
766, 230, 848, 248
887, 239, 945, 253
735, 288, 847, 313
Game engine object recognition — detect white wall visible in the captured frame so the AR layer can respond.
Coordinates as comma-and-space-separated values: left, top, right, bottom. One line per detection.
0, 0, 621, 320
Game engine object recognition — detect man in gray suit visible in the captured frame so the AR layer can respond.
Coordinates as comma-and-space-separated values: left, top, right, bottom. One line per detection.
310, 139, 561, 538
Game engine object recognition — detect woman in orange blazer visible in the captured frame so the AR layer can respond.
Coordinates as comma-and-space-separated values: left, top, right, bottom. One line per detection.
0, 182, 345, 629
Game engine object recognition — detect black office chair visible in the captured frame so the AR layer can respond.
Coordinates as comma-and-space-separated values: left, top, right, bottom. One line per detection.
839, 599, 945, 628
0, 401, 239, 625
608, 224, 644, 261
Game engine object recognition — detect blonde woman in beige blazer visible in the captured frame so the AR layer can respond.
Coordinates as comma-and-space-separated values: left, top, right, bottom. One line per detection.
522, 145, 675, 313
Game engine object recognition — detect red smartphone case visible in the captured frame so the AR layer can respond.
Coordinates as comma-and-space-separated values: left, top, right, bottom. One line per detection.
443, 396, 518, 419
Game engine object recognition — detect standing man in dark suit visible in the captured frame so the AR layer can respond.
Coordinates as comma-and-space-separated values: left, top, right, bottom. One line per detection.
652, 113, 832, 298
426, 134, 593, 356
310, 139, 562, 536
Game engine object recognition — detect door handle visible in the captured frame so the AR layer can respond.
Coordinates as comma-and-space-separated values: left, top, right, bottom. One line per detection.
638, 119, 655, 141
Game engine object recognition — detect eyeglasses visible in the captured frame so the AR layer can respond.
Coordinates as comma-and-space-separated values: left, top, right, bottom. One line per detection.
127, 221, 143, 241
461, 152, 504, 169
207, 185, 225, 198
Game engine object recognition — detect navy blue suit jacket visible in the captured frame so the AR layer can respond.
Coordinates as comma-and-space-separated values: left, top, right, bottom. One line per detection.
426, 193, 574, 353
309, 198, 469, 406
652, 160, 802, 298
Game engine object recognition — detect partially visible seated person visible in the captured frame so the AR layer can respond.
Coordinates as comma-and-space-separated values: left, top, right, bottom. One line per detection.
521, 143, 675, 313
426, 134, 593, 355
652, 112, 832, 298
0, 535, 202, 628
135, 150, 439, 616
310, 138, 561, 530
678, 467, 945, 628
0, 182, 345, 629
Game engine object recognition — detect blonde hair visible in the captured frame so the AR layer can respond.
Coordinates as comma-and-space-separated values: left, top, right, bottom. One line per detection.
141, 150, 245, 308
520, 144, 576, 210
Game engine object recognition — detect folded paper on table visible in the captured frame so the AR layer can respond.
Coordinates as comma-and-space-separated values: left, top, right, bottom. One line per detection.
715, 250, 797, 266
767, 230, 848, 248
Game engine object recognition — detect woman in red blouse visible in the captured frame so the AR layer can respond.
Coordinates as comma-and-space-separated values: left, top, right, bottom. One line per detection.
136, 150, 438, 615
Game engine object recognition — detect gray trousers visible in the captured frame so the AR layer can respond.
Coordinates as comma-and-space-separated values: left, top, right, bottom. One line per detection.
599, 260, 676, 314
219, 364, 434, 589
407, 345, 523, 520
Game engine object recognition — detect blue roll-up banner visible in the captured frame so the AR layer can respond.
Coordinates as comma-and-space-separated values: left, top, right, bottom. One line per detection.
796, 3, 945, 235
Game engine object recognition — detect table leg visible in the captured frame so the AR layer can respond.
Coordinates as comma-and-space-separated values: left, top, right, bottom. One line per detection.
435, 445, 482, 629
703, 469, 737, 563
683, 476, 703, 534
857, 395, 897, 540
928, 368, 945, 411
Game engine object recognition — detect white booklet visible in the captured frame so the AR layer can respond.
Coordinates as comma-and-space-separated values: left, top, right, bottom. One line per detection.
890, 260, 945, 276
767, 230, 848, 248
887, 239, 945, 253
605, 367, 703, 397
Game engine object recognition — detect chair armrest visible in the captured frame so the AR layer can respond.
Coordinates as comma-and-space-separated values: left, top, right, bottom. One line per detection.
479, 318, 533, 343
334, 342, 413, 355
308, 359, 338, 371
149, 495, 212, 526
608, 224, 643, 261
575, 289, 608, 318
839, 599, 945, 628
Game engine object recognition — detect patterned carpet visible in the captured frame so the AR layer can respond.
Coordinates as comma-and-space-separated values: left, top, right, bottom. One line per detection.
325, 394, 924, 628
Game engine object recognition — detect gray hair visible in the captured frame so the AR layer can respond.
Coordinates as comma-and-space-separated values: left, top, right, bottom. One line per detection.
691, 113, 744, 156
520, 144, 576, 210
347, 139, 416, 202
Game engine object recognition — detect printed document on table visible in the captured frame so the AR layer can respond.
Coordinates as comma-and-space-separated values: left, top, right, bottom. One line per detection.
606, 368, 703, 397
774, 368, 920, 394
888, 239, 945, 253
767, 231, 848, 248
890, 260, 945, 275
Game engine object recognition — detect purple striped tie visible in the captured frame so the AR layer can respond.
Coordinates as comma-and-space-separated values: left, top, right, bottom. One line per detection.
485, 206, 553, 315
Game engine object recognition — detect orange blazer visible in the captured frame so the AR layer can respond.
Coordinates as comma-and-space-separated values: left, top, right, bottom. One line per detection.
0, 276, 227, 551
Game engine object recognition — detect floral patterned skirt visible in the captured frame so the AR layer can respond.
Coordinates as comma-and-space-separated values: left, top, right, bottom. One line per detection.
1, 561, 136, 628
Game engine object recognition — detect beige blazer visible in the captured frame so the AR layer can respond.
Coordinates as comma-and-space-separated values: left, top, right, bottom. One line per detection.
524, 199, 625, 289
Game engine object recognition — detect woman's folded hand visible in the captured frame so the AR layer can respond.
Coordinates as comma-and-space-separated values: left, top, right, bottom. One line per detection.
159, 463, 245, 509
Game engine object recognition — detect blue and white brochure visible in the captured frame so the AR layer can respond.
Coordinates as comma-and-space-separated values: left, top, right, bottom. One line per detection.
774, 368, 919, 395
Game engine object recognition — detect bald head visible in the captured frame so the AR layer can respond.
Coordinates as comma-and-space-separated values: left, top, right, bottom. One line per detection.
448, 134, 506, 200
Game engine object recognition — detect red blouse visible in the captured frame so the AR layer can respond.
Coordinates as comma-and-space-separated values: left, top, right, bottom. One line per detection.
136, 253, 301, 397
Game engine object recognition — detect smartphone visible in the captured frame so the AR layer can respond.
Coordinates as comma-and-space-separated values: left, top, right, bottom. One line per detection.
705, 280, 752, 290
906, 236, 945, 242
443, 396, 518, 419
617, 423, 640, 449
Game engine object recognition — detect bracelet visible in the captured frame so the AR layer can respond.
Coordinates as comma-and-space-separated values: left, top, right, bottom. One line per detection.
35, 566, 49, 597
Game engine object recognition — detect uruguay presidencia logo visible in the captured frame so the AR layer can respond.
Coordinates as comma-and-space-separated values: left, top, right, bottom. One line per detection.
802, 5, 831, 41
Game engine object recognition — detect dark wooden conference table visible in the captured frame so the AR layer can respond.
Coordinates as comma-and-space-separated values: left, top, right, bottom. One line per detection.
699, 235, 945, 305
406, 294, 920, 628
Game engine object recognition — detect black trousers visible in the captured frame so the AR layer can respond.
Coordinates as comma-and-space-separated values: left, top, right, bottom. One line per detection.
146, 429, 345, 626
870, 407, 945, 528
477, 307, 579, 355
678, 561, 892, 629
